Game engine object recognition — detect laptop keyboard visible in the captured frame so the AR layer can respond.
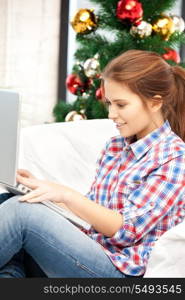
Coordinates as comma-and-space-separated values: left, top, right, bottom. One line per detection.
16, 183, 32, 194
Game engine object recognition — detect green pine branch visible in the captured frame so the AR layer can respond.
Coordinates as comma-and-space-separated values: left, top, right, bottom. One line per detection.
142, 0, 179, 21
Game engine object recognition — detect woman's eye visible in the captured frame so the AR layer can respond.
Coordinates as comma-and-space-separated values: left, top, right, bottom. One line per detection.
104, 101, 125, 109
117, 104, 125, 108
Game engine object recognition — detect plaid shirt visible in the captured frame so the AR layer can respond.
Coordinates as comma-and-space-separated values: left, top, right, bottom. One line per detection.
85, 120, 185, 276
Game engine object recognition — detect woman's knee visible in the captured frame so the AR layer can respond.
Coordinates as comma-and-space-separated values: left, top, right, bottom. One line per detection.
0, 196, 42, 226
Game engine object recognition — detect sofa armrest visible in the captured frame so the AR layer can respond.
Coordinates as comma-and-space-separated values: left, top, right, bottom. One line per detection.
144, 220, 185, 277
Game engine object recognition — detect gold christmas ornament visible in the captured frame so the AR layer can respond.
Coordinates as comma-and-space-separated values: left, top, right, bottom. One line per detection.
171, 15, 185, 33
70, 9, 98, 34
65, 110, 87, 122
83, 54, 100, 78
152, 15, 175, 40
130, 20, 152, 38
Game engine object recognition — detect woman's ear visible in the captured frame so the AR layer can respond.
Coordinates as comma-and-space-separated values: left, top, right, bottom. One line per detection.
150, 95, 163, 112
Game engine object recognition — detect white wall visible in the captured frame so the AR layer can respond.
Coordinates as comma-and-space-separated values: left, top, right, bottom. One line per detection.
0, 0, 60, 127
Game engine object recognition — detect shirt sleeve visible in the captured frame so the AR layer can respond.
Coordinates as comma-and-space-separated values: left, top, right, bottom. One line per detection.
109, 155, 185, 246
85, 141, 109, 201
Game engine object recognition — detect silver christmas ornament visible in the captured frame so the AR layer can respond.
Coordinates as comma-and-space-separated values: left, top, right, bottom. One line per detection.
130, 20, 152, 38
83, 54, 100, 78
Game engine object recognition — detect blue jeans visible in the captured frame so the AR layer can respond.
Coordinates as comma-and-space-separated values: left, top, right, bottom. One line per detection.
0, 193, 46, 278
0, 196, 127, 278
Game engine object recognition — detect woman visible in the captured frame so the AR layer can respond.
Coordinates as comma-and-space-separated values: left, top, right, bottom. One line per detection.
0, 49, 185, 278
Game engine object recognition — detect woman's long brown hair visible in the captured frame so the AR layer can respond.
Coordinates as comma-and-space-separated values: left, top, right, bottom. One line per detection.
102, 49, 185, 142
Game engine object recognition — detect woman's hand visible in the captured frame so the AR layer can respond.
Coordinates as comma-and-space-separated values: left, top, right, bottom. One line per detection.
16, 169, 73, 204
16, 171, 123, 237
17, 169, 36, 180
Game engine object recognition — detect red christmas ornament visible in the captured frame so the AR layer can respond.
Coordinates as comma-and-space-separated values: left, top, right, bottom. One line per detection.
95, 87, 103, 100
116, 0, 143, 24
66, 74, 85, 95
162, 48, 181, 64
87, 78, 94, 87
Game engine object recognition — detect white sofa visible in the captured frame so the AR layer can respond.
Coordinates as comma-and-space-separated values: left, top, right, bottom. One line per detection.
1, 118, 185, 277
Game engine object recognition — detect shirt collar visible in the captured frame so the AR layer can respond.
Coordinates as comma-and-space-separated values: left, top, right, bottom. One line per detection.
124, 120, 172, 160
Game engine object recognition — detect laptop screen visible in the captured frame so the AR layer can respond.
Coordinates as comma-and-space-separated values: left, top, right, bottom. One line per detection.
0, 90, 20, 186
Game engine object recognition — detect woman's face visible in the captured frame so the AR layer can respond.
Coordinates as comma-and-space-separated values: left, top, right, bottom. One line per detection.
104, 79, 163, 140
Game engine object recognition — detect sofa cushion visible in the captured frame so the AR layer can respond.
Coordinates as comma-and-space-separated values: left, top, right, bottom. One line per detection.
18, 119, 118, 194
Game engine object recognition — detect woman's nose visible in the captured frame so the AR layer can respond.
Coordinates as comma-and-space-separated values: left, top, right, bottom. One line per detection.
108, 106, 118, 120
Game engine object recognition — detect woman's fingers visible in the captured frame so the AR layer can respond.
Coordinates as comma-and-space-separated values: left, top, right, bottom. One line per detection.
19, 189, 44, 202
20, 191, 52, 203
17, 169, 35, 179
17, 180, 68, 204
16, 175, 39, 189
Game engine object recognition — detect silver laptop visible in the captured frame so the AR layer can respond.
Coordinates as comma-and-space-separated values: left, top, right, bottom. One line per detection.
0, 89, 30, 195
0, 90, 91, 230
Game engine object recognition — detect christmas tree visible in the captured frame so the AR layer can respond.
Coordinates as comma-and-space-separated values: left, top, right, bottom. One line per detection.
53, 0, 185, 122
